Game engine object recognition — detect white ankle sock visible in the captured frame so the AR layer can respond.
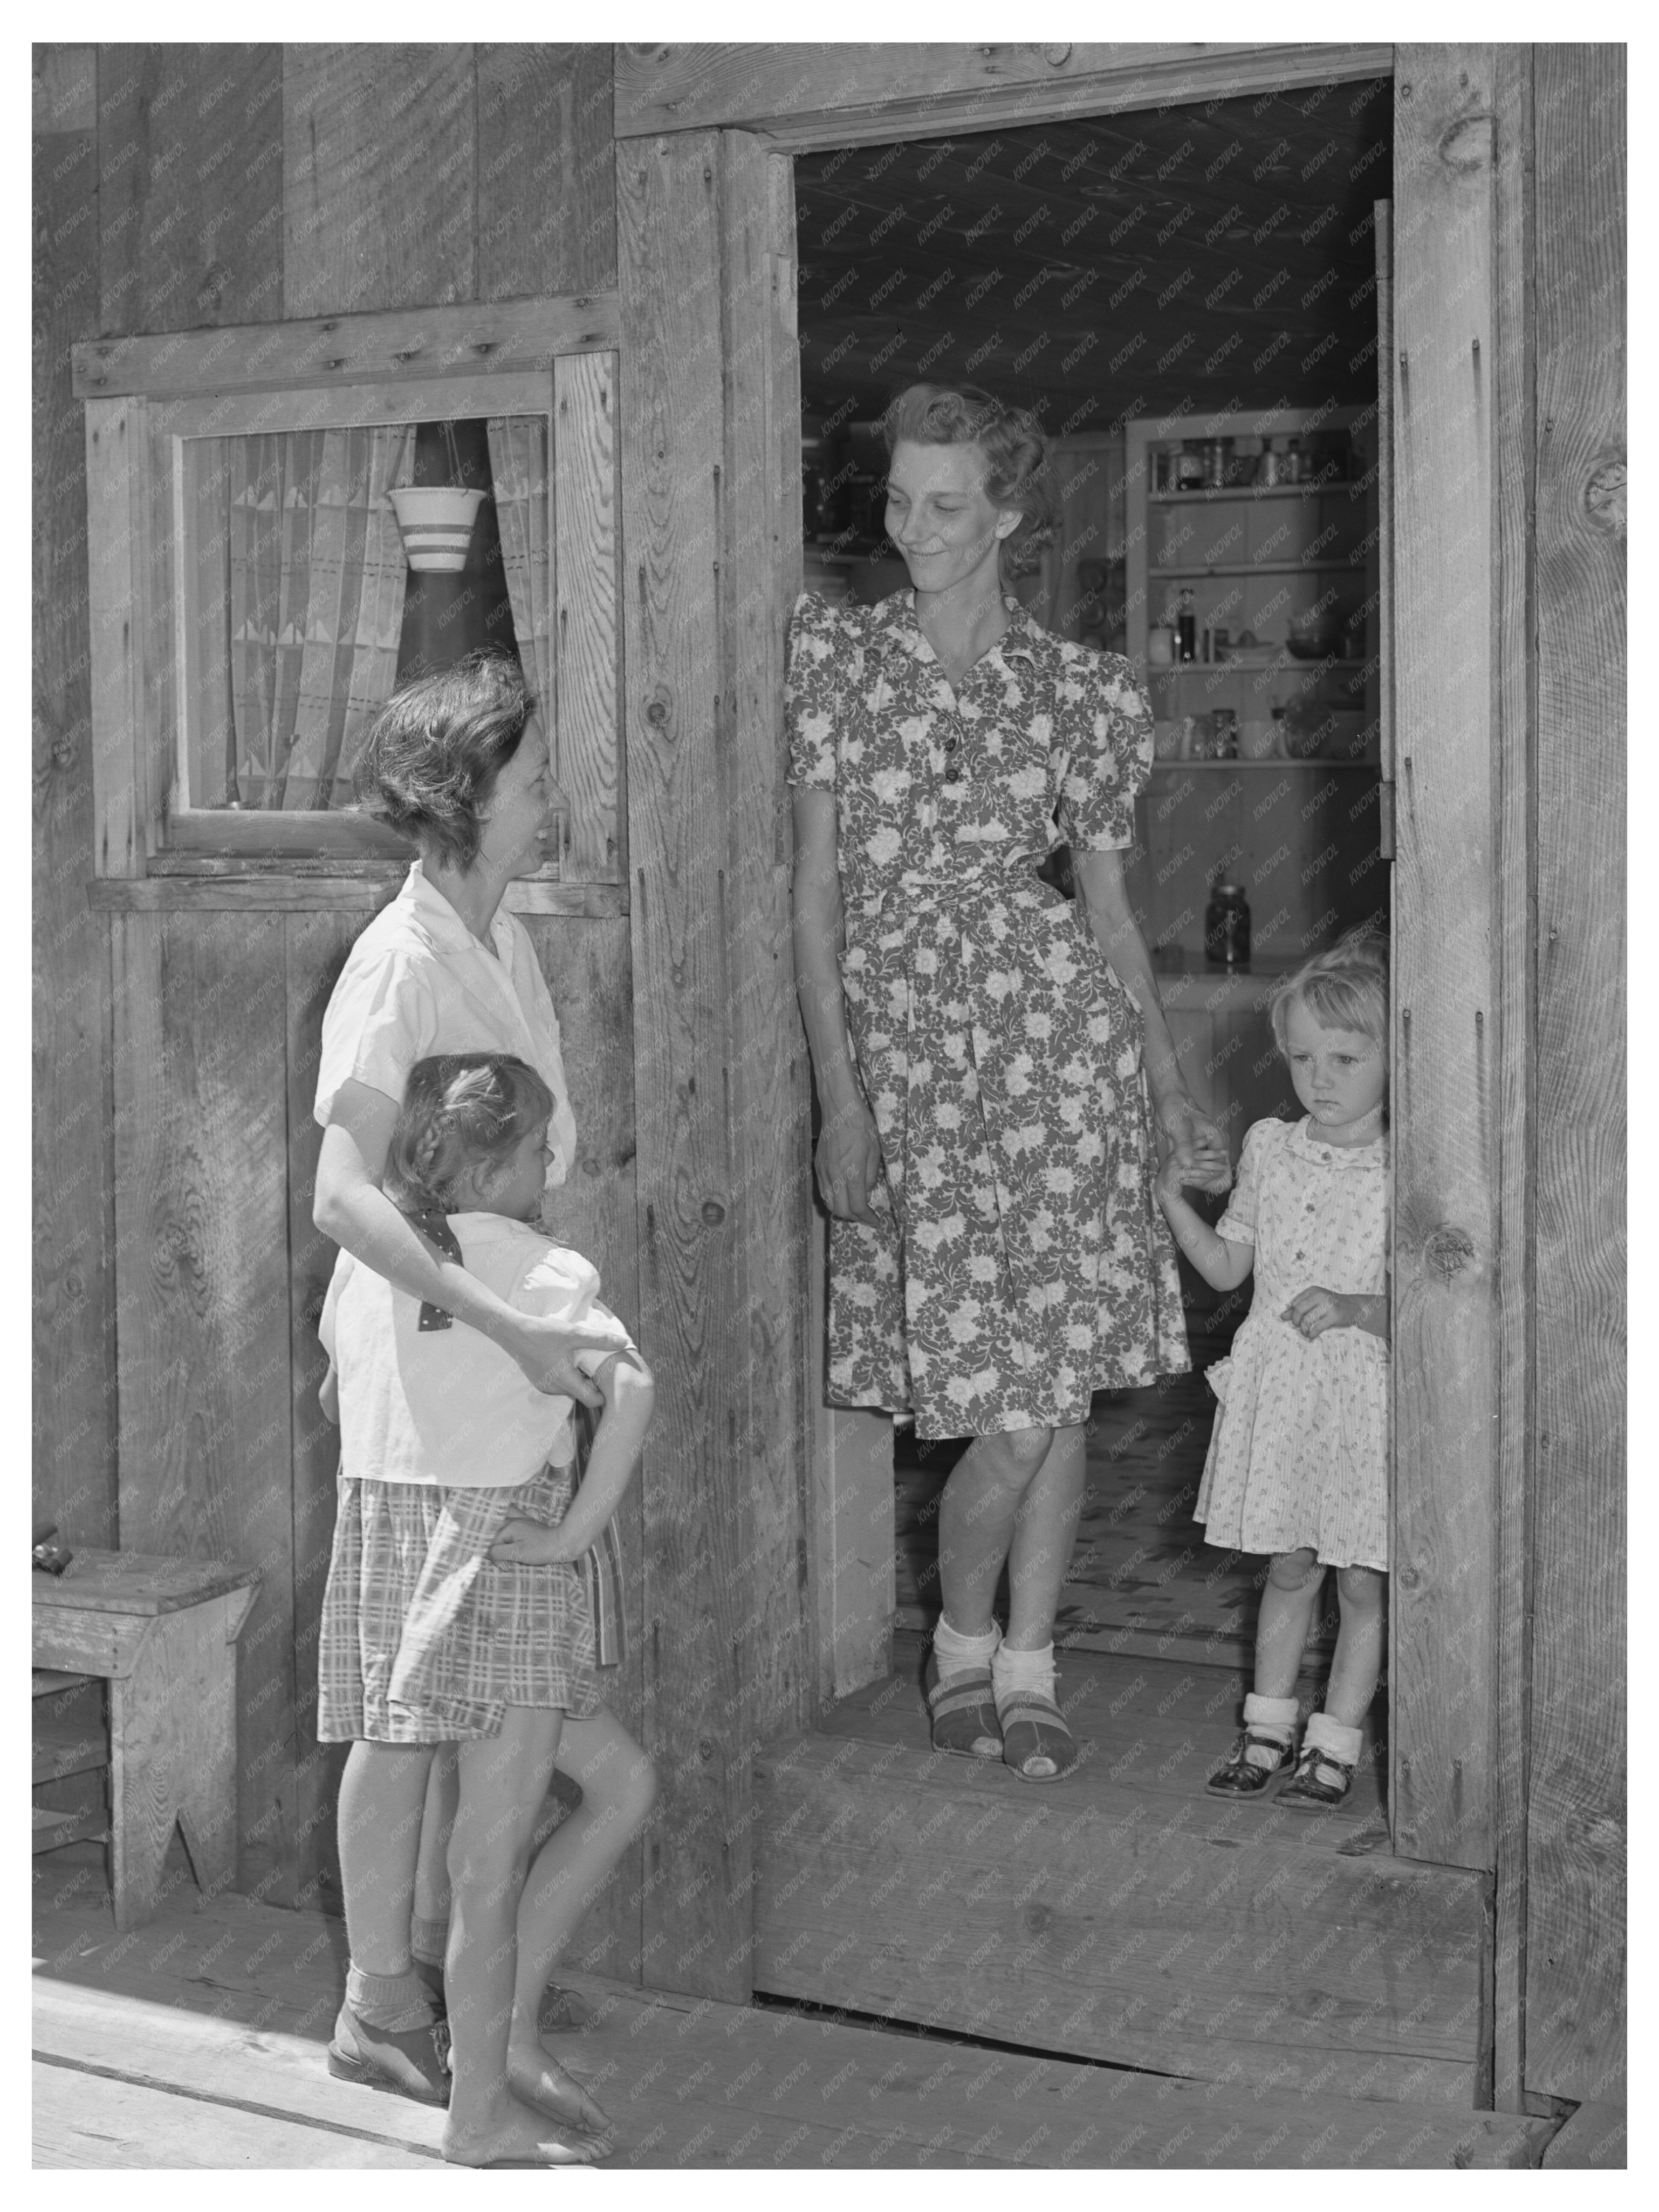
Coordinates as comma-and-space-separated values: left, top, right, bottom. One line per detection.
1303, 1711, 1362, 1768
346, 1963, 438, 2033
1242, 1691, 1300, 1769
991, 1640, 1056, 1705
409, 1915, 448, 1968
932, 1617, 1000, 1682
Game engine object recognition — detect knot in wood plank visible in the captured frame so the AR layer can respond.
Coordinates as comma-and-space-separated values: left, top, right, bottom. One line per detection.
1437, 112, 1494, 174
1585, 456, 1626, 535
1423, 1225, 1476, 1283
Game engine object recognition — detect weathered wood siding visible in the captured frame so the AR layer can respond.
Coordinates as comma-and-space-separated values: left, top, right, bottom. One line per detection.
33, 46, 637, 1949
34, 48, 115, 1549
1389, 44, 1500, 1874
617, 128, 813, 2002
1524, 40, 1625, 2110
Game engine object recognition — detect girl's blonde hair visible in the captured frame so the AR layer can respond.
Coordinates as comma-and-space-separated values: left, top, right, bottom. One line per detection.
386, 1053, 553, 1214
1270, 928, 1389, 1056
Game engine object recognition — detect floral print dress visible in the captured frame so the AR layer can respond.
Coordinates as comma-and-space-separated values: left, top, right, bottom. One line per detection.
1195, 1115, 1390, 1569
786, 588, 1188, 1440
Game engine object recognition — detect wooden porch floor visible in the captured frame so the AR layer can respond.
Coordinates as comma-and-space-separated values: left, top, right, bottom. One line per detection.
33, 1847, 1551, 2170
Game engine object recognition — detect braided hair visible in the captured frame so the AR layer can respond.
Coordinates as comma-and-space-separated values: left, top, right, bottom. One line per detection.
386, 1053, 555, 1215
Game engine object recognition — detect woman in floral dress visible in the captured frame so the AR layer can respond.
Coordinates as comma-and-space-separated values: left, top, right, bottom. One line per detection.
789, 384, 1227, 1781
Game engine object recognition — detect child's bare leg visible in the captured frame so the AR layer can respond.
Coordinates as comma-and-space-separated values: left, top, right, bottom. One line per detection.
443, 1708, 602, 2167
507, 1708, 658, 2127
337, 1741, 436, 1977
1324, 1565, 1386, 1727
410, 1747, 457, 1982
1255, 1547, 1325, 1699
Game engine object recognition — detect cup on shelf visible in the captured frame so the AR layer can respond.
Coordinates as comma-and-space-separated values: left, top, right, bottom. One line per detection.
1240, 717, 1278, 761
1148, 626, 1175, 666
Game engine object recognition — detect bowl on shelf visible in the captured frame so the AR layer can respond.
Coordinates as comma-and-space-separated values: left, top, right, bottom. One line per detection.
1286, 609, 1346, 661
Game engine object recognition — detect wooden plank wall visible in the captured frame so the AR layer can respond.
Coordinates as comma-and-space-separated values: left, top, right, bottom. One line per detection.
1388, 46, 1500, 1874
1524, 41, 1626, 2110
1490, 45, 1535, 2115
34, 48, 116, 1548
34, 44, 631, 1925
618, 128, 814, 2002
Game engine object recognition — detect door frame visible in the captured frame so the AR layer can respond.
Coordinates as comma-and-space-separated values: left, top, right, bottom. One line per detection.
614, 42, 1531, 2101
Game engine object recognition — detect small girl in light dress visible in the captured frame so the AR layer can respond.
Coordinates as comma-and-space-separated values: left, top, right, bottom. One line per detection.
318, 1052, 656, 2166
1155, 933, 1390, 1811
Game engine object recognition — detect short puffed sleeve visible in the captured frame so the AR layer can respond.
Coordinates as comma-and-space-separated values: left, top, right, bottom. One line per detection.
785, 591, 852, 790
1053, 651, 1155, 853
1216, 1117, 1278, 1247
315, 944, 439, 1126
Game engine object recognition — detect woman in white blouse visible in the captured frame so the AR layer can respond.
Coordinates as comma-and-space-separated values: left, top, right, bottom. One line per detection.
314, 657, 607, 1391
313, 653, 622, 2110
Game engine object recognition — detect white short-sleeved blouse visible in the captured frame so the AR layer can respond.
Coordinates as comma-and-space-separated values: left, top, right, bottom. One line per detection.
320, 1216, 635, 1487
315, 860, 578, 1193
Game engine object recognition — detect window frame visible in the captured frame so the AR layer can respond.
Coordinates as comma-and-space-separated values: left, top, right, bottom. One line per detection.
76, 294, 621, 905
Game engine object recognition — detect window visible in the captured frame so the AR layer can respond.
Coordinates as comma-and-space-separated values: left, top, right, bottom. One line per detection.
77, 297, 621, 900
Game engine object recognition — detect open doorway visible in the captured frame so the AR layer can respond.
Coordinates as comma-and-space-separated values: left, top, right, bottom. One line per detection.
792, 82, 1393, 1695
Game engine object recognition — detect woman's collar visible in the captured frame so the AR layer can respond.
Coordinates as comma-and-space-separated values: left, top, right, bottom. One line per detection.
878, 589, 1038, 664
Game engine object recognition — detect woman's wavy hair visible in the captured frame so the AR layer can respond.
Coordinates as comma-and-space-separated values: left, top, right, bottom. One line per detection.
1270, 926, 1390, 1058
386, 1053, 554, 1214
354, 651, 536, 872
881, 383, 1056, 579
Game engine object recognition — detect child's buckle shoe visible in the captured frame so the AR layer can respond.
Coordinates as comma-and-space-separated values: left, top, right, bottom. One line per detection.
328, 2001, 451, 2105
1277, 1741, 1355, 1811
1205, 1729, 1296, 1798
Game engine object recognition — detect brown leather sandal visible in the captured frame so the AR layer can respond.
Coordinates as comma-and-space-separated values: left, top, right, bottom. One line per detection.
925, 1651, 1002, 1758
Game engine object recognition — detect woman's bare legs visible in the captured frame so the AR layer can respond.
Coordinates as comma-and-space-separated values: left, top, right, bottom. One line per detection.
1004, 1422, 1088, 1649
507, 1708, 658, 2127
935, 1422, 1055, 1636
936, 1419, 1086, 1646
336, 1741, 437, 1977
442, 1708, 602, 2168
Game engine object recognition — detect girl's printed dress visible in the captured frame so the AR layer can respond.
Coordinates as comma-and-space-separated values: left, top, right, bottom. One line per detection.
786, 588, 1188, 1440
1196, 1115, 1390, 1569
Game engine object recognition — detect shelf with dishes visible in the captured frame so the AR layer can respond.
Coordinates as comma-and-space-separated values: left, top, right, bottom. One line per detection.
1148, 758, 1378, 773
1147, 479, 1370, 504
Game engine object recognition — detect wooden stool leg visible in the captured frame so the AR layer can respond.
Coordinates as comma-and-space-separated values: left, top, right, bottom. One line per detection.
109, 1600, 240, 1932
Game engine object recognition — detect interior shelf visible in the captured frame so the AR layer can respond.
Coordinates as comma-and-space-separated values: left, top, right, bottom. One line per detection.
1149, 758, 1380, 773
1148, 482, 1364, 504
1150, 561, 1367, 578
1146, 659, 1369, 675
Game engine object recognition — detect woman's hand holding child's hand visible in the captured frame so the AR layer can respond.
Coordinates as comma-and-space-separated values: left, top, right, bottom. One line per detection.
1156, 1146, 1230, 1206
489, 1515, 581, 1566
1155, 1095, 1231, 1194
1282, 1286, 1360, 1338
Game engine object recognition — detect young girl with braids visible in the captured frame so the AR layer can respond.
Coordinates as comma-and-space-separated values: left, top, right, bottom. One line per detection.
1155, 933, 1390, 1812
317, 1052, 656, 2166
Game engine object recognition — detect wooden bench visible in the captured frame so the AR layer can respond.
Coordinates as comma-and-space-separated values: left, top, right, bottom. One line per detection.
32, 1550, 260, 1932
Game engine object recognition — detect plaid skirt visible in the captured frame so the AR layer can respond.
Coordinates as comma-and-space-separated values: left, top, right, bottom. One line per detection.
317, 1463, 601, 1743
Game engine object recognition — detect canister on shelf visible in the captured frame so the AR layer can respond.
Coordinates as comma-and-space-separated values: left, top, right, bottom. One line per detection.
1204, 879, 1252, 970
1177, 587, 1196, 664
